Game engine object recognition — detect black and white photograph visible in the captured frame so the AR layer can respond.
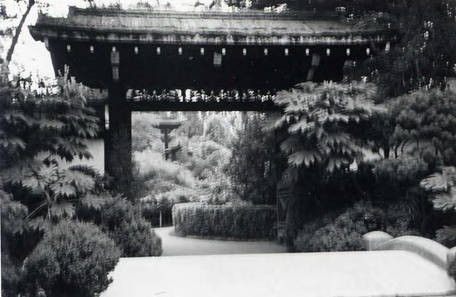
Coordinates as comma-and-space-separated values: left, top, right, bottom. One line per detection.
1, 0, 456, 296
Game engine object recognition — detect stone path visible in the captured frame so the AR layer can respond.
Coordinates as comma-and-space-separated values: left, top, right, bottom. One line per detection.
154, 226, 286, 256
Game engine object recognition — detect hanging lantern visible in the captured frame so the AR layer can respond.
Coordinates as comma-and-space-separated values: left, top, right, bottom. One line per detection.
424, 31, 430, 40
104, 104, 109, 130
66, 44, 71, 52
90, 45, 94, 54
112, 46, 116, 52
305, 48, 310, 56
264, 48, 268, 56
346, 48, 351, 56
385, 42, 391, 53
284, 48, 289, 56
156, 47, 161, 55
178, 47, 183, 55
134, 46, 139, 54
200, 47, 205, 55
366, 47, 370, 55
326, 48, 331, 56
243, 48, 247, 56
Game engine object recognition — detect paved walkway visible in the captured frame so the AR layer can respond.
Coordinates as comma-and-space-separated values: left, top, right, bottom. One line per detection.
154, 227, 286, 256
101, 251, 456, 297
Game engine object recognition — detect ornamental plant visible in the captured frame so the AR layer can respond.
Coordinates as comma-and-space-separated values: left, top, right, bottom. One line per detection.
0, 68, 104, 296
0, 67, 101, 231
21, 220, 120, 297
421, 166, 456, 246
272, 81, 383, 245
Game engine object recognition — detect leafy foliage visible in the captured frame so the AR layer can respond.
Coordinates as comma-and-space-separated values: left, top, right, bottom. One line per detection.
1, 189, 28, 297
388, 88, 456, 165
0, 68, 108, 297
0, 69, 100, 231
421, 166, 456, 247
226, 113, 284, 204
205, 115, 235, 146
131, 112, 162, 153
374, 157, 429, 185
294, 200, 419, 252
22, 220, 120, 297
271, 81, 383, 248
99, 197, 162, 257
0, 72, 98, 166
273, 81, 382, 172
356, 0, 456, 98
421, 167, 456, 211
173, 203, 277, 239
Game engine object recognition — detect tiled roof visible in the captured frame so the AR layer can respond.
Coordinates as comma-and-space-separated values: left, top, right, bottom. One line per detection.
30, 7, 390, 46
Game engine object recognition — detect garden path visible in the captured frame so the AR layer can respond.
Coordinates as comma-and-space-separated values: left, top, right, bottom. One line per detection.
154, 227, 286, 256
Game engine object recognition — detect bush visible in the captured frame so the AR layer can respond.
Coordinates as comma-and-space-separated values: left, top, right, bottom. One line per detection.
134, 149, 196, 187
22, 220, 120, 297
100, 198, 162, 257
294, 201, 419, 252
141, 189, 193, 227
172, 203, 276, 239
1, 193, 29, 297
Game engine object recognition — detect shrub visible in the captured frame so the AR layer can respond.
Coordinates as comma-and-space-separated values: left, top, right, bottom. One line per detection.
22, 220, 120, 297
1, 192, 31, 297
134, 149, 196, 187
294, 200, 419, 252
172, 203, 276, 239
100, 198, 162, 257
141, 189, 194, 227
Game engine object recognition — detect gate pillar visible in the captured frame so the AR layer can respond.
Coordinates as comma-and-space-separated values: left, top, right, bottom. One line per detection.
105, 83, 132, 197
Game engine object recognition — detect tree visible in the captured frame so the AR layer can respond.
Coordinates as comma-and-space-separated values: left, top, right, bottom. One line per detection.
272, 81, 382, 247
132, 113, 162, 153
1, 68, 101, 227
0, 68, 101, 296
4, 0, 36, 64
205, 115, 235, 146
389, 88, 456, 166
356, 0, 456, 99
226, 113, 284, 204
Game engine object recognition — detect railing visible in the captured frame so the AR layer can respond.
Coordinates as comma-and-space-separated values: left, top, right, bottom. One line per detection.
126, 89, 276, 104
363, 231, 456, 274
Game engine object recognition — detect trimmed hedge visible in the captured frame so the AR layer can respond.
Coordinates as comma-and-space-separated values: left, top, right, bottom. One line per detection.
172, 203, 276, 239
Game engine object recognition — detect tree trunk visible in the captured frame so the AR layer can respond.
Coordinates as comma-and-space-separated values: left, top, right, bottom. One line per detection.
383, 145, 390, 159
285, 192, 299, 251
6, 0, 35, 63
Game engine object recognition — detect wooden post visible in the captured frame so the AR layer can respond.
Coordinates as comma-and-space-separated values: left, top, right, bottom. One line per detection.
159, 210, 163, 227
105, 47, 133, 197
105, 84, 132, 197
306, 53, 320, 81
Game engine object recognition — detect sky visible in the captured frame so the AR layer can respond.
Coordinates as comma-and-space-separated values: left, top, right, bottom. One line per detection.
1, 0, 229, 79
